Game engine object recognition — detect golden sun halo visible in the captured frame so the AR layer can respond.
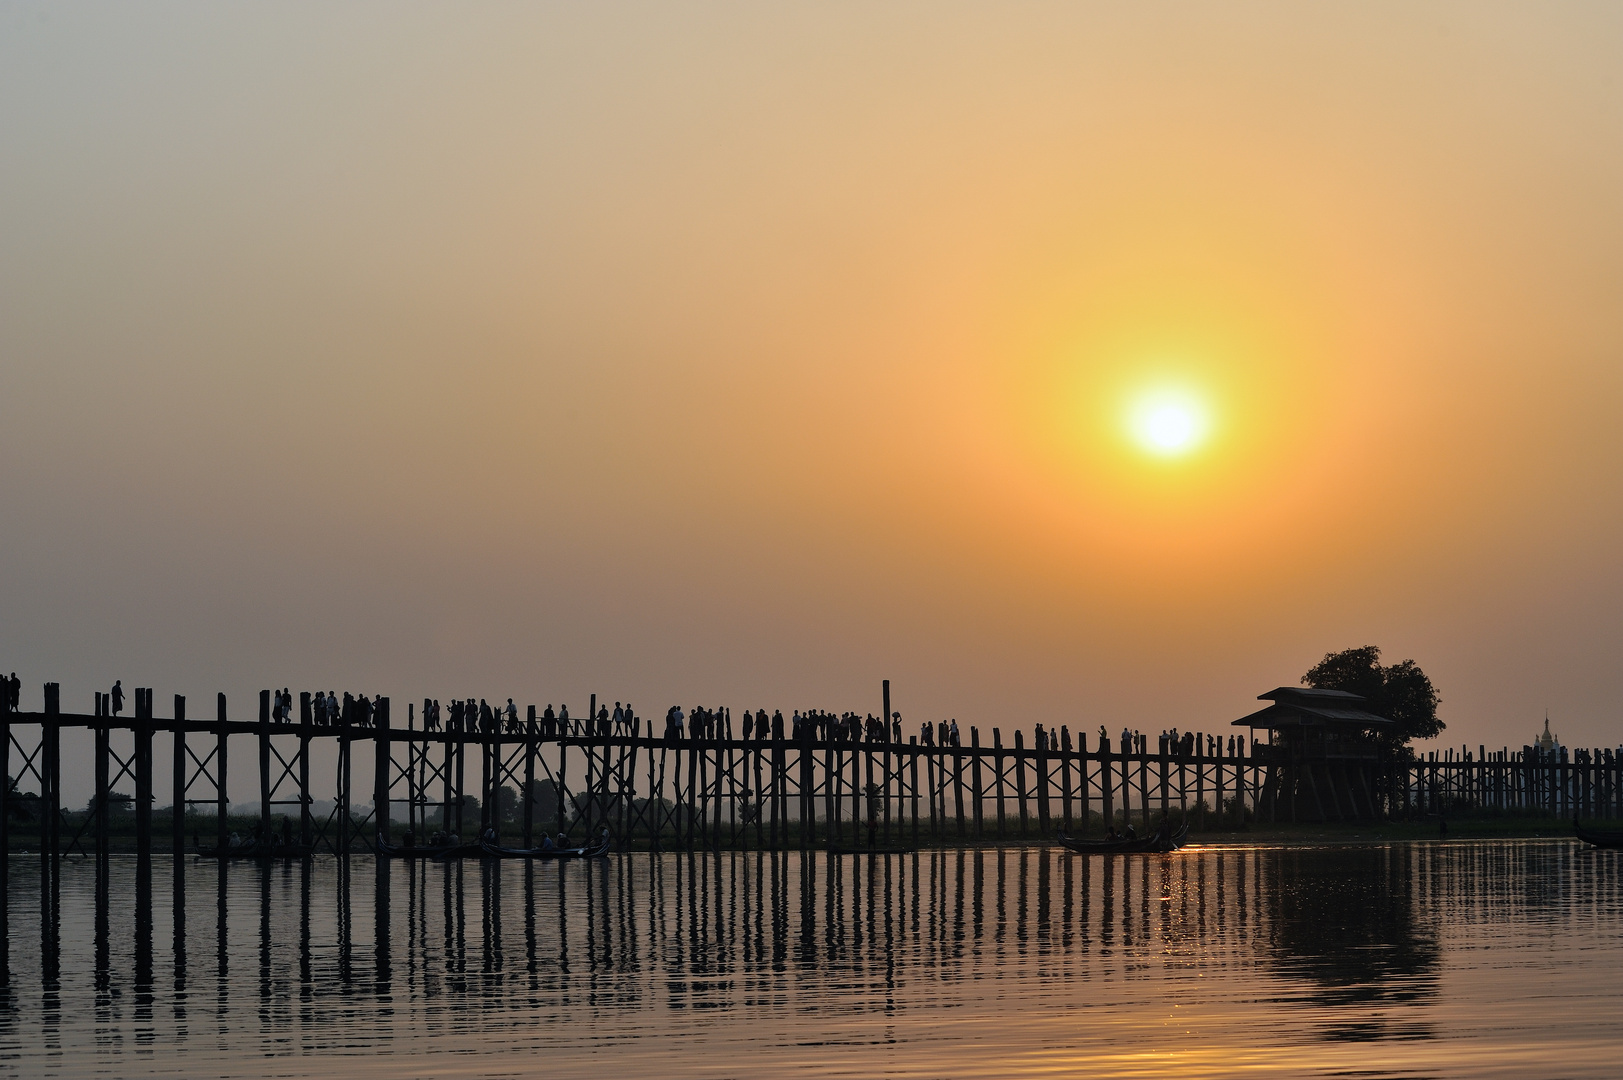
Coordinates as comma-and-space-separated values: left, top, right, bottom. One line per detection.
1125, 386, 1210, 458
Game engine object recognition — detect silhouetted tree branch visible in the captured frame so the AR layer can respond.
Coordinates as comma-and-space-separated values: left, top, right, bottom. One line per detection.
1304, 645, 1442, 758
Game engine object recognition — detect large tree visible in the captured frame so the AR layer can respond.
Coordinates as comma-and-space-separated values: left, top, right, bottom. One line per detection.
1303, 645, 1442, 755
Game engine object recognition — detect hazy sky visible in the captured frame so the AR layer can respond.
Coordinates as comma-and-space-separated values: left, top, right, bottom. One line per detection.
3, 4, 1622, 803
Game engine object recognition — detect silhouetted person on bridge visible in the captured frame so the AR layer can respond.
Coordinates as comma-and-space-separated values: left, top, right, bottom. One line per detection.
111, 680, 125, 717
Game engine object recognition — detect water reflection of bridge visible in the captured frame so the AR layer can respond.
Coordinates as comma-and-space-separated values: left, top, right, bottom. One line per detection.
10, 841, 1623, 1064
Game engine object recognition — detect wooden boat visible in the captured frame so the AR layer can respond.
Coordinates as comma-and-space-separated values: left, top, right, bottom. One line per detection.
1055, 821, 1189, 855
376, 836, 484, 860
478, 833, 613, 860
196, 837, 316, 860
1574, 817, 1623, 849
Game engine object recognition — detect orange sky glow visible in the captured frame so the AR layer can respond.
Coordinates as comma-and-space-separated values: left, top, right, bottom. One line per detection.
3, 3, 1622, 800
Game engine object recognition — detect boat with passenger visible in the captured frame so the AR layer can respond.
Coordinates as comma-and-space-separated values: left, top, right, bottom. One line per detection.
376, 830, 484, 860
196, 829, 315, 860
478, 827, 613, 860
1055, 819, 1188, 855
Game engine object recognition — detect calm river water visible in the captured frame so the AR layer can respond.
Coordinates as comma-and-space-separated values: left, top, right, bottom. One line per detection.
0, 841, 1618, 1078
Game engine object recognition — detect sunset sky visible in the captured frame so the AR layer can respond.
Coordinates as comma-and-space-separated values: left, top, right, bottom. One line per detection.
3, 4, 1622, 801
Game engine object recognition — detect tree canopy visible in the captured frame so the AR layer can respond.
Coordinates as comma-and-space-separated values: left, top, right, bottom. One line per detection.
1302, 645, 1442, 754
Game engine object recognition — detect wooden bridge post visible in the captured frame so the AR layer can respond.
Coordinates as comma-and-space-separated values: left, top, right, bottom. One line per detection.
910, 738, 921, 849
1122, 736, 1134, 828
0, 676, 9, 915
480, 727, 491, 835
824, 739, 838, 848
992, 728, 1006, 840
258, 689, 272, 836
1176, 737, 1187, 817
1015, 730, 1030, 839
1137, 739, 1150, 829
692, 724, 704, 847
443, 724, 456, 838
751, 731, 765, 849
802, 731, 815, 850
970, 727, 984, 841
1059, 726, 1072, 834
923, 741, 936, 843
622, 715, 640, 848
557, 736, 569, 840
1246, 737, 1259, 821
215, 693, 229, 853
651, 734, 664, 851
524, 707, 536, 847
298, 692, 312, 846
374, 697, 390, 846
135, 688, 153, 859
43, 682, 60, 903
1159, 736, 1170, 822
338, 714, 351, 855
695, 731, 707, 849
928, 740, 941, 844
953, 732, 967, 841
1194, 734, 1205, 829
768, 715, 781, 849
1100, 734, 1114, 831
1119, 737, 1132, 829
171, 696, 186, 857
879, 739, 892, 848
848, 742, 861, 844
489, 726, 501, 837
882, 680, 892, 847
862, 734, 875, 846
778, 717, 791, 849
1034, 727, 1049, 836
95, 692, 110, 870
590, 695, 603, 838
404, 703, 415, 840
710, 729, 723, 849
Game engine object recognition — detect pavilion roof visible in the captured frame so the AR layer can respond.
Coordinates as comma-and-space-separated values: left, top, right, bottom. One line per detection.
1230, 686, 1393, 729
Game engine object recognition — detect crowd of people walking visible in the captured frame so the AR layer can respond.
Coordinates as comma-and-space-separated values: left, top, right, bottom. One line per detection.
15, 672, 1261, 762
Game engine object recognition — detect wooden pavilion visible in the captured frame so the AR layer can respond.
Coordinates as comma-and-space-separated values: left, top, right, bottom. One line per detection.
1234, 687, 1392, 821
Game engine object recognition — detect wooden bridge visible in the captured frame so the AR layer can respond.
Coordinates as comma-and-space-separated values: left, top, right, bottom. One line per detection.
4, 678, 1618, 905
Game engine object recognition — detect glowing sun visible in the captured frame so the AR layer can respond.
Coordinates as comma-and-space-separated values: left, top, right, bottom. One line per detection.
1126, 387, 1210, 457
